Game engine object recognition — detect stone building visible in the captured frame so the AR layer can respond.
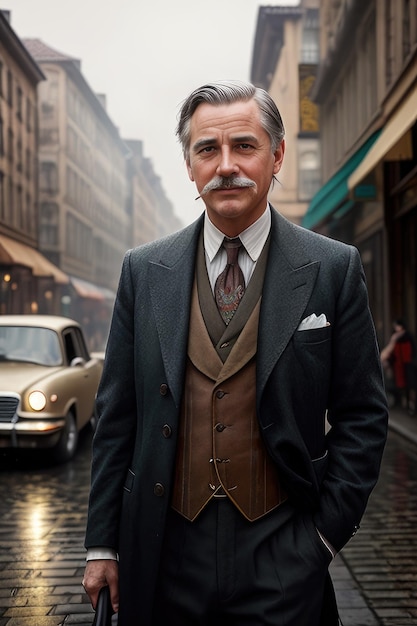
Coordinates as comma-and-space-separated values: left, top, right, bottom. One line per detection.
251, 0, 321, 224
302, 0, 417, 344
0, 10, 68, 315
23, 39, 130, 292
126, 139, 182, 248
22, 38, 132, 347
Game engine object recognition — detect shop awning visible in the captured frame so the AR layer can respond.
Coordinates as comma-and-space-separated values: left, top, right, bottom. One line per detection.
302, 131, 381, 230
0, 234, 69, 284
348, 86, 417, 190
70, 276, 115, 302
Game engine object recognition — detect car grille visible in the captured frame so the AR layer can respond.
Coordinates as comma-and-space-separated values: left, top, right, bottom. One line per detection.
0, 396, 19, 422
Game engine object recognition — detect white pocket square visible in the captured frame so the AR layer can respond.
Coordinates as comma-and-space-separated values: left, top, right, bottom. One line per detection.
297, 313, 330, 331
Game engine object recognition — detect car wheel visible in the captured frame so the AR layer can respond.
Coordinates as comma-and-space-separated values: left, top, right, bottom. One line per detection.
52, 411, 78, 463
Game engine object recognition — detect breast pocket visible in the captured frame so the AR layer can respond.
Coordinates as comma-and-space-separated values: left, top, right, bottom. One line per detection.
291, 327, 332, 408
294, 326, 331, 346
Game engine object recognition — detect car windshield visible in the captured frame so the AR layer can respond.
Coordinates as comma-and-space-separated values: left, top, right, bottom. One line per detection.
0, 326, 62, 366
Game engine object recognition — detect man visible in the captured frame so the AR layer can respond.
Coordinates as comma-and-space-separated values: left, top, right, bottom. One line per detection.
83, 81, 388, 625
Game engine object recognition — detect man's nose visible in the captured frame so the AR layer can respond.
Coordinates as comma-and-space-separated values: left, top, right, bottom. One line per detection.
216, 147, 239, 176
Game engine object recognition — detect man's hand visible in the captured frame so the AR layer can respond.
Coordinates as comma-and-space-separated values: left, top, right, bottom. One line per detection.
82, 559, 119, 613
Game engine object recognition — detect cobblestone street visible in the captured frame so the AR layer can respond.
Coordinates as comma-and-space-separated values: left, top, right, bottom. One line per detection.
340, 423, 417, 625
0, 431, 94, 625
0, 412, 416, 625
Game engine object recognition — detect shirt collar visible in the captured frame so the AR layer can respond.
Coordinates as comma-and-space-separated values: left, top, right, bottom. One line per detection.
204, 205, 271, 263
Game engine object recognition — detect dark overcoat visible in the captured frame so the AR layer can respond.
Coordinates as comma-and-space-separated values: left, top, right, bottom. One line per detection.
85, 208, 388, 625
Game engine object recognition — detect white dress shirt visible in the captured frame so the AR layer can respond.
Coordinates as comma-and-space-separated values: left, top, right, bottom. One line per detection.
204, 205, 271, 291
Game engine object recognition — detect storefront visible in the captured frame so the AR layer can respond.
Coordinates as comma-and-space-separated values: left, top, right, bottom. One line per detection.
0, 234, 69, 315
348, 86, 417, 340
302, 131, 387, 344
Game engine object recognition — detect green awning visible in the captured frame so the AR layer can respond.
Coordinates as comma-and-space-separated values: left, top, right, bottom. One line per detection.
302, 131, 381, 229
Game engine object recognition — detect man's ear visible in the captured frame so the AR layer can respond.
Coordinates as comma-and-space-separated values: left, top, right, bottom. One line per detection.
273, 139, 285, 175
186, 160, 194, 182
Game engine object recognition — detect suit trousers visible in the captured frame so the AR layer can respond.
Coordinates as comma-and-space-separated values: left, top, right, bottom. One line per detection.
152, 498, 338, 626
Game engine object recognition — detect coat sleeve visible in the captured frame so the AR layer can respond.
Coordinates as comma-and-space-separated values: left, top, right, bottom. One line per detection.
85, 250, 138, 551
313, 246, 388, 552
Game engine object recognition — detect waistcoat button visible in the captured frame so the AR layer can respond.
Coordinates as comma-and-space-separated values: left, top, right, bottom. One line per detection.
154, 483, 165, 497
215, 423, 226, 432
216, 390, 226, 399
162, 424, 172, 438
160, 384, 168, 396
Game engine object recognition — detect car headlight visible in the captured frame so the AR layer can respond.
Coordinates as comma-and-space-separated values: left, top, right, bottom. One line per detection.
28, 391, 47, 411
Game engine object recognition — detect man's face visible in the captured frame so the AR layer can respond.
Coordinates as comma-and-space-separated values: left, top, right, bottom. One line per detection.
186, 99, 285, 236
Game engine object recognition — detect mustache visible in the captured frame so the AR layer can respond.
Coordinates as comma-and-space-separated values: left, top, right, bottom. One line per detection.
195, 176, 256, 200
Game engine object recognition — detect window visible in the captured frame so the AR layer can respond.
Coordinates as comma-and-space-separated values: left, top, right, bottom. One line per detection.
17, 139, 23, 172
40, 201, 59, 245
16, 86, 23, 121
7, 128, 13, 163
385, 0, 395, 86
402, 0, 411, 60
26, 193, 34, 236
8, 177, 13, 219
16, 185, 23, 228
63, 327, 89, 364
298, 148, 321, 201
40, 161, 58, 193
0, 61, 3, 97
7, 70, 12, 106
26, 98, 32, 132
301, 9, 319, 64
66, 213, 93, 263
25, 148, 31, 180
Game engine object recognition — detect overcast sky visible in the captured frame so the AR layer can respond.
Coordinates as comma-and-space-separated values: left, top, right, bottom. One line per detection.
8, 0, 299, 227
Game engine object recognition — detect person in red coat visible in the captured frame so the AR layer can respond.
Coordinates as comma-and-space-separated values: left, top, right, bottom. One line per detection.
381, 319, 416, 406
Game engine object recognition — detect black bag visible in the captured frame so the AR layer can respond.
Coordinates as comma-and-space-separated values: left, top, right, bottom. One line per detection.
92, 586, 113, 626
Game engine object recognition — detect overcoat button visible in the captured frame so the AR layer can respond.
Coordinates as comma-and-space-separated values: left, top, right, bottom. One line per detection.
154, 483, 165, 497
162, 424, 172, 438
160, 384, 168, 396
215, 423, 226, 432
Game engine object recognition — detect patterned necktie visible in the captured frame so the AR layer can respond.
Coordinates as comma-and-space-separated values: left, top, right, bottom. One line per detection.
215, 238, 246, 325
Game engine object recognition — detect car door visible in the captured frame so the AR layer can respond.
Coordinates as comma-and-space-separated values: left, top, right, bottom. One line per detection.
62, 327, 100, 427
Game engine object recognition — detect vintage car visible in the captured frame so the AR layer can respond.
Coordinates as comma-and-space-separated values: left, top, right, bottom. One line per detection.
0, 315, 103, 462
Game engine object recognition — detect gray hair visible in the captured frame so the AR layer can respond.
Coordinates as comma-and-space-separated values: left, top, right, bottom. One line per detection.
176, 80, 285, 161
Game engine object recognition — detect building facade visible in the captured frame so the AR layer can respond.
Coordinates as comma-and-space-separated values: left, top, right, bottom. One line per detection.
23, 39, 130, 292
126, 139, 182, 247
302, 0, 417, 345
21, 39, 133, 348
1, 15, 182, 350
0, 10, 68, 316
126, 140, 159, 247
251, 0, 321, 224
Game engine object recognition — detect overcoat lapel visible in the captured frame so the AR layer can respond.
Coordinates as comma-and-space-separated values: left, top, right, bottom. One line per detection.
147, 215, 204, 409
145, 209, 320, 411
257, 209, 320, 403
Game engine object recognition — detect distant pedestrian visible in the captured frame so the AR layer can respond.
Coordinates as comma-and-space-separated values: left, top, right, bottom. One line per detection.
381, 319, 416, 407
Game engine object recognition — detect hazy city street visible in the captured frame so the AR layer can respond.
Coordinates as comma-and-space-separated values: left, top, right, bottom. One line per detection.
0, 418, 416, 626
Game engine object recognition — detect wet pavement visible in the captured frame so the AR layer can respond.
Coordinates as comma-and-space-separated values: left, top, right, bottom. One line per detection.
0, 431, 94, 625
336, 409, 417, 625
0, 409, 416, 625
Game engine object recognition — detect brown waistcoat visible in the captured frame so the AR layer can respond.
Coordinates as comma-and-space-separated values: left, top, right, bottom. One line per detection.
171, 240, 286, 521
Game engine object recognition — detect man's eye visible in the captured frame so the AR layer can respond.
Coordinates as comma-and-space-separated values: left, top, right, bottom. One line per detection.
199, 146, 214, 154
239, 143, 253, 150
